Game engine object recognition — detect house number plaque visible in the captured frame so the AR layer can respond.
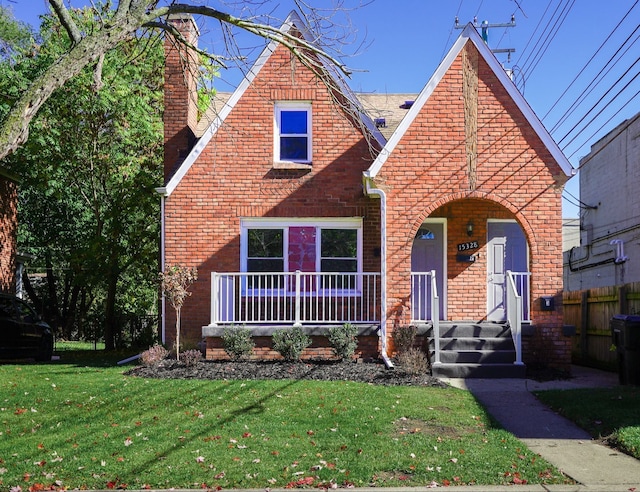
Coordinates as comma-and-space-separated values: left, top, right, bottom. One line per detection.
457, 241, 479, 251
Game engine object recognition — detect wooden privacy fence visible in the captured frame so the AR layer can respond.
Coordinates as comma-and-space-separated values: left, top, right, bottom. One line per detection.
563, 282, 640, 370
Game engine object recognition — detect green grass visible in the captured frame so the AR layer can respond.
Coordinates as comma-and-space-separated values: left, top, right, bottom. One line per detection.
0, 354, 571, 490
55, 340, 106, 352
535, 386, 640, 459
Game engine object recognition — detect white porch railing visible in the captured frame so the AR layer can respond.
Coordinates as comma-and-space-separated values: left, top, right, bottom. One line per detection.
210, 271, 380, 326
506, 270, 525, 365
509, 271, 531, 322
411, 271, 440, 364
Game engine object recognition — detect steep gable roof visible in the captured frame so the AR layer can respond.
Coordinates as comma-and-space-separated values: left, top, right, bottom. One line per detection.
365, 23, 573, 180
159, 10, 384, 197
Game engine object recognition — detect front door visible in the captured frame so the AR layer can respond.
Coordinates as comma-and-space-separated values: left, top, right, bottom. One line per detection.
487, 221, 527, 321
411, 220, 446, 320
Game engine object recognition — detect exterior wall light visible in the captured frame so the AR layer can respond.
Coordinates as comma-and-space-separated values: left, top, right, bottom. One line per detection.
466, 220, 474, 237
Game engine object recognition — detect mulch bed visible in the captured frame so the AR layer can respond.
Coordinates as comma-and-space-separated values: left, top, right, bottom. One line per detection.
126, 358, 450, 387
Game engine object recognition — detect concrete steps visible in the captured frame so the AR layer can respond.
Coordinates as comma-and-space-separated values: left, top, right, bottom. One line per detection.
424, 321, 526, 379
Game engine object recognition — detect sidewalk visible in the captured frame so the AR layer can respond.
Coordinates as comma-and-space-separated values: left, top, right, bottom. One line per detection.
441, 365, 640, 491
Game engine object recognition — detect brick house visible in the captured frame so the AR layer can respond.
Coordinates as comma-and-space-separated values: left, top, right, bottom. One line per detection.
0, 166, 18, 295
158, 12, 573, 376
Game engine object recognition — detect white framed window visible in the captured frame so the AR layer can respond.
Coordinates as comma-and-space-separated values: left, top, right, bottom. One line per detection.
274, 102, 312, 164
241, 218, 362, 293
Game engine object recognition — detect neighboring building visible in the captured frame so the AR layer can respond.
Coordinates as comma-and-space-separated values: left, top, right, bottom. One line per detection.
158, 13, 572, 375
563, 111, 640, 292
0, 166, 18, 295
562, 218, 581, 252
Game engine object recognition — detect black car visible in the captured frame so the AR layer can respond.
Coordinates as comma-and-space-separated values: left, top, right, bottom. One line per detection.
0, 293, 53, 361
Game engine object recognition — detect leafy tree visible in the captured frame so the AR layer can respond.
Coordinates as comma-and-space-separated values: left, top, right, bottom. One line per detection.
0, 1, 360, 348
0, 0, 353, 161
0, 5, 34, 61
2, 6, 163, 348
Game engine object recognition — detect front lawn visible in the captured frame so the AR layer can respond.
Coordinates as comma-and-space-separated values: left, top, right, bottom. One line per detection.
1, 354, 571, 490
535, 386, 640, 459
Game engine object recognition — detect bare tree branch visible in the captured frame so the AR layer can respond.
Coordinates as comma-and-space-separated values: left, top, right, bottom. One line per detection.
48, 0, 82, 44
0, 0, 362, 161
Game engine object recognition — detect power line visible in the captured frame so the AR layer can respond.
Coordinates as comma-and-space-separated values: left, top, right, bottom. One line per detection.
550, 27, 640, 134
517, 0, 567, 73
542, 0, 639, 124
560, 65, 640, 149
514, 0, 553, 68
567, 88, 640, 161
522, 0, 576, 79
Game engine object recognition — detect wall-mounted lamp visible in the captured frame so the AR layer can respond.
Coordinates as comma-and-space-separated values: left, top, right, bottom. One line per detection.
466, 220, 474, 237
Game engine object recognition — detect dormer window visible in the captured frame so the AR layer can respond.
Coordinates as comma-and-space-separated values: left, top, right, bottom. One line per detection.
274, 102, 312, 164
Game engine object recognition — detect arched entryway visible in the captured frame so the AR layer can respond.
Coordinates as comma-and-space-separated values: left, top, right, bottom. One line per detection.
410, 198, 530, 323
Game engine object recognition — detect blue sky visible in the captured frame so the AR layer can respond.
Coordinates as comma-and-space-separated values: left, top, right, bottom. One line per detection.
7, 1, 640, 218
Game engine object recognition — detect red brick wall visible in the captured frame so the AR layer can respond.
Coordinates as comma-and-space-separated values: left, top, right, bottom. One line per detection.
163, 41, 380, 351
206, 335, 379, 361
377, 43, 569, 369
0, 172, 17, 294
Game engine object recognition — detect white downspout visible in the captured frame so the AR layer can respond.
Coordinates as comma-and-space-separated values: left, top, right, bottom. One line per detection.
363, 174, 393, 368
155, 188, 167, 345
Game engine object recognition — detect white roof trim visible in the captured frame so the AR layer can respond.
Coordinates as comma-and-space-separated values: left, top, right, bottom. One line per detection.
366, 23, 573, 180
163, 10, 384, 197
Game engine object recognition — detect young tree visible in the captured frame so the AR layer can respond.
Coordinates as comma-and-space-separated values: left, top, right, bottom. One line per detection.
0, 0, 355, 161
159, 265, 198, 361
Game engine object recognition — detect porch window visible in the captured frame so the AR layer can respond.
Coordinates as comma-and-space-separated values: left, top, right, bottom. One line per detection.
242, 219, 361, 292
320, 229, 357, 289
274, 102, 311, 163
247, 229, 284, 289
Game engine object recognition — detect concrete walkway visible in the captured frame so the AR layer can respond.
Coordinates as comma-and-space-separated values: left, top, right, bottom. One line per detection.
441, 365, 640, 491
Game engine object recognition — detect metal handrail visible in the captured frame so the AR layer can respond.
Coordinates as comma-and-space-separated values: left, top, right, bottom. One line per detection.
430, 269, 441, 365
506, 270, 524, 365
410, 271, 440, 365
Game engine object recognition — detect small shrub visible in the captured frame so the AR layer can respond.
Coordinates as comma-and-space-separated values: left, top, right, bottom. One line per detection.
393, 325, 417, 355
140, 344, 169, 367
181, 349, 203, 367
397, 348, 429, 376
328, 323, 358, 361
272, 327, 311, 362
222, 326, 255, 361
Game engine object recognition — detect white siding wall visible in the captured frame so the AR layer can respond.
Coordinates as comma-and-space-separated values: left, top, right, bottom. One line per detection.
564, 112, 640, 292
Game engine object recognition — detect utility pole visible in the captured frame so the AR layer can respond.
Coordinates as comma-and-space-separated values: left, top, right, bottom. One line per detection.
455, 15, 516, 63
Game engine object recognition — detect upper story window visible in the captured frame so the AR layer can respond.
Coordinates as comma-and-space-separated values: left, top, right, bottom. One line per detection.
274, 102, 311, 164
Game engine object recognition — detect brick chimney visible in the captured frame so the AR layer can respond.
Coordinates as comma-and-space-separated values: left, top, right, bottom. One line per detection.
164, 15, 200, 182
